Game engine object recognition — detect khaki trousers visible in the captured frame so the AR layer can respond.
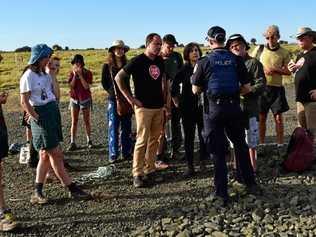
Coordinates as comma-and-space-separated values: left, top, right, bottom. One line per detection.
296, 102, 316, 131
297, 101, 316, 145
133, 107, 163, 177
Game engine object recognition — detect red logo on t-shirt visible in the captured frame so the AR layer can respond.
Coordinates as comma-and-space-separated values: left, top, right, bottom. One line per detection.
149, 65, 160, 80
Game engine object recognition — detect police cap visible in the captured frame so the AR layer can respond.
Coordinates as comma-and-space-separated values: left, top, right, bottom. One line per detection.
206, 26, 226, 42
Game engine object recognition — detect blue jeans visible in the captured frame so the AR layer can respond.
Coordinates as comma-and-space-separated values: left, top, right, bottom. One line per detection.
107, 100, 132, 160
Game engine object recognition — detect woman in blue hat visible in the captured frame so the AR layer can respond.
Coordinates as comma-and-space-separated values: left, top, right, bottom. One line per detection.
20, 44, 90, 204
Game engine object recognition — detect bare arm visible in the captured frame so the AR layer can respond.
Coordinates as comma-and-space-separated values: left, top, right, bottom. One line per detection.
69, 73, 76, 89
20, 92, 39, 121
49, 72, 60, 101
52, 76, 60, 101
78, 72, 90, 90
115, 69, 142, 107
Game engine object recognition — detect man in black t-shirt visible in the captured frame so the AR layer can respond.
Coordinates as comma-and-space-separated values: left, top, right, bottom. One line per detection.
115, 33, 170, 188
288, 27, 316, 146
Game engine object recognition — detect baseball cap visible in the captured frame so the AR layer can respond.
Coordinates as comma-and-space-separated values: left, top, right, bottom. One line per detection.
163, 34, 178, 45
206, 26, 226, 41
292, 27, 316, 42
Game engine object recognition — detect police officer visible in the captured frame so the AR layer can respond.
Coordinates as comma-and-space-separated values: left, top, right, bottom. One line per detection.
191, 26, 259, 203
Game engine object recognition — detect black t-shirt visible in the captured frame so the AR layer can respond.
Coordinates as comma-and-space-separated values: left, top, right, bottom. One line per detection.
123, 53, 165, 109
191, 48, 250, 92
294, 47, 316, 103
171, 63, 200, 114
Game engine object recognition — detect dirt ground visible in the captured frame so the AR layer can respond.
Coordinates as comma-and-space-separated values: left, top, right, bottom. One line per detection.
0, 84, 301, 236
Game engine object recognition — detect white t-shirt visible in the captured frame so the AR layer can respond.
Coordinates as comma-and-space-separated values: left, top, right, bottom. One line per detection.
20, 69, 56, 106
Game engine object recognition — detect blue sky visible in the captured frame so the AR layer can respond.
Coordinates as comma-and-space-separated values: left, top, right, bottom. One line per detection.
0, 0, 315, 51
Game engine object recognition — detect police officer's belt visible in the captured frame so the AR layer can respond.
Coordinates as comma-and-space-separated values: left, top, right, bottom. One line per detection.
207, 94, 239, 104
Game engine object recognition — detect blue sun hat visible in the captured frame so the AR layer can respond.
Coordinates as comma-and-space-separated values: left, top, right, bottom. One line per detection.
28, 44, 53, 65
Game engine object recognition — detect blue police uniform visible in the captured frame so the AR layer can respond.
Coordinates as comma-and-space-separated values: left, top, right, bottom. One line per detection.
191, 47, 256, 200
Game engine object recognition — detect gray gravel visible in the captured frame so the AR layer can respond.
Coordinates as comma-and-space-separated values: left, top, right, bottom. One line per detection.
2, 84, 313, 237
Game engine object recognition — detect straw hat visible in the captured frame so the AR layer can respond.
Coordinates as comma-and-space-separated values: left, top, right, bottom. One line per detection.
108, 40, 130, 53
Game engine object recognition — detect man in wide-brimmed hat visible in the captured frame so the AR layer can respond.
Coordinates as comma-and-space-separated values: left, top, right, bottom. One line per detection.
288, 27, 316, 149
226, 33, 266, 175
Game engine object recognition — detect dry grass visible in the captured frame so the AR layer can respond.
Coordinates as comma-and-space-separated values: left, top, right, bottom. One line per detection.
0, 44, 298, 109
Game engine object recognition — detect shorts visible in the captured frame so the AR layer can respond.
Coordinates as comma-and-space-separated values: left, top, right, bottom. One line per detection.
21, 111, 31, 129
69, 98, 92, 110
259, 86, 289, 115
31, 101, 63, 151
246, 117, 259, 148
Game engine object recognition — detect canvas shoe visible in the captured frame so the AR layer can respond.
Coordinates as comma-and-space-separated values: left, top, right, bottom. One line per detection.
0, 209, 17, 232
30, 192, 48, 205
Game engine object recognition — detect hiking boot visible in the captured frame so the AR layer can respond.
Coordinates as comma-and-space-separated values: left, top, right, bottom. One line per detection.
0, 210, 17, 232
87, 141, 93, 149
133, 176, 144, 188
69, 187, 91, 200
30, 192, 48, 205
67, 142, 77, 151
